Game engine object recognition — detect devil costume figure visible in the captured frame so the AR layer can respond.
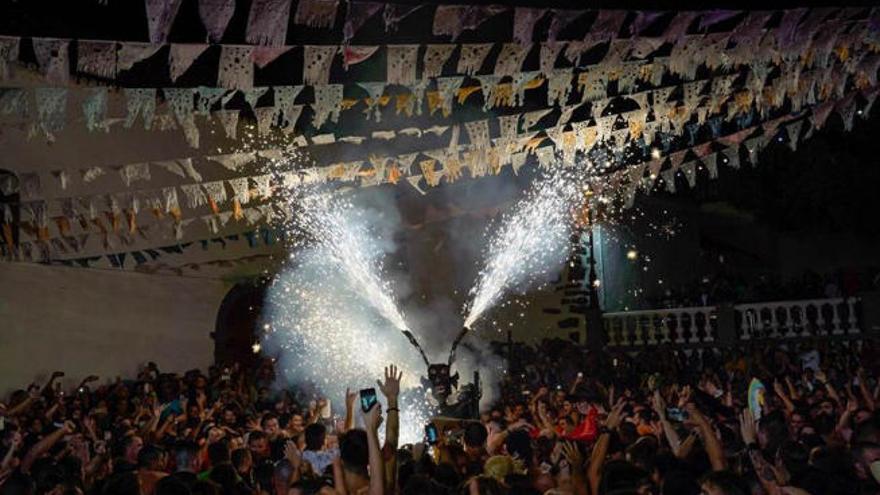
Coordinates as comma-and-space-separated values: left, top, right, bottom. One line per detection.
404, 327, 482, 419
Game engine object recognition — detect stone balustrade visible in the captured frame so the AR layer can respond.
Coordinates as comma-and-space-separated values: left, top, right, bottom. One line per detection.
602, 297, 862, 348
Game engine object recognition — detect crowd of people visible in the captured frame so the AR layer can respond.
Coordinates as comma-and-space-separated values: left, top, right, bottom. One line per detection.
2, 338, 880, 495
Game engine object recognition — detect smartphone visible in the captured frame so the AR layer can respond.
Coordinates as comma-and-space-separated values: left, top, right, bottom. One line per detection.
359, 388, 378, 413
665, 407, 688, 422
425, 423, 439, 445
320, 399, 332, 419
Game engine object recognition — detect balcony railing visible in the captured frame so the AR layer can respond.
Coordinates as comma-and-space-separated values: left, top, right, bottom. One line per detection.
602, 297, 862, 348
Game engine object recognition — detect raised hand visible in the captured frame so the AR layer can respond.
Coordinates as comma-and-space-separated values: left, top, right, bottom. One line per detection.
345, 388, 357, 408
363, 402, 383, 433
739, 409, 758, 445
377, 365, 402, 400
651, 390, 667, 419
560, 441, 584, 469
605, 400, 626, 430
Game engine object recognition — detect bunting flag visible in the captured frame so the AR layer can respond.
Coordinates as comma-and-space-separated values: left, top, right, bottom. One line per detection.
246, 0, 293, 46
586, 10, 627, 44
82, 88, 109, 132
33, 38, 70, 85
433, 5, 506, 41
494, 43, 532, 77
214, 109, 240, 138
423, 44, 456, 79
458, 44, 493, 76
513, 8, 546, 45
303, 45, 338, 85
35, 87, 68, 135
387, 45, 418, 84
118, 42, 163, 72
217, 46, 254, 89
0, 36, 19, 80
145, 0, 184, 44
169, 44, 209, 81
294, 0, 340, 29
198, 0, 236, 43
77, 40, 117, 79
312, 84, 343, 127
433, 76, 464, 117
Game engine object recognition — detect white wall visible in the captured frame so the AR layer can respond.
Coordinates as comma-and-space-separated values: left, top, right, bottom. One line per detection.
0, 263, 230, 396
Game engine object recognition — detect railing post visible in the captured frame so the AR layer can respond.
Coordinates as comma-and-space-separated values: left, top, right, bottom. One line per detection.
717, 303, 738, 346
847, 297, 859, 334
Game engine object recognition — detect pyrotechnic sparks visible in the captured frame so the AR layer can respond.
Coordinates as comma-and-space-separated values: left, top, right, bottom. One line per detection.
263, 188, 433, 443
288, 191, 410, 332
463, 171, 581, 329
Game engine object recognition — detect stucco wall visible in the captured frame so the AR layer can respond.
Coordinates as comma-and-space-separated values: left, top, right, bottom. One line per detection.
0, 262, 229, 396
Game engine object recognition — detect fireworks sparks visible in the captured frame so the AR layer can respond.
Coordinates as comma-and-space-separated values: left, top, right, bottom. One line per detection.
463, 170, 581, 329
263, 183, 434, 444
288, 191, 410, 332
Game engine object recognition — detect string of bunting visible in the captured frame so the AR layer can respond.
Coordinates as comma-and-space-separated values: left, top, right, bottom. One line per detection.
3, 24, 877, 148
7, 60, 861, 226
5, 78, 875, 263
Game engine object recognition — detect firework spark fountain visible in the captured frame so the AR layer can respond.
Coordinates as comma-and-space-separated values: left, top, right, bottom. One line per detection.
264, 188, 433, 443
290, 191, 411, 332
463, 171, 581, 329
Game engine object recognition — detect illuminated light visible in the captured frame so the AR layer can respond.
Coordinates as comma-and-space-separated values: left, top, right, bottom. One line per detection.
626, 249, 638, 260
252, 343, 261, 353
649, 173, 657, 179
592, 279, 601, 288
263, 323, 271, 330
650, 148, 662, 159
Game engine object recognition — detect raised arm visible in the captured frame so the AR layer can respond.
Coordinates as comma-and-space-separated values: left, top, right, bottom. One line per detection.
560, 442, 588, 495
377, 365, 402, 451
814, 369, 841, 406
686, 403, 725, 471
363, 403, 385, 495
588, 400, 625, 495
377, 365, 402, 494
773, 380, 795, 414
344, 388, 357, 432
651, 391, 682, 454
21, 421, 74, 474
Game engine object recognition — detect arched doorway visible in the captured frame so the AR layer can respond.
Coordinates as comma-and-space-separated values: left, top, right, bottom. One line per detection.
213, 281, 267, 366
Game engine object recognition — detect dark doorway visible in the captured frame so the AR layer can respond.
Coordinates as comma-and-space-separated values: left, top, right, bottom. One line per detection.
213, 281, 267, 366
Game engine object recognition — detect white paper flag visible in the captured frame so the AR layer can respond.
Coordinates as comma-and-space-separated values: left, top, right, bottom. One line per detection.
218, 46, 254, 89
145, 0, 184, 43
246, 0, 292, 46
